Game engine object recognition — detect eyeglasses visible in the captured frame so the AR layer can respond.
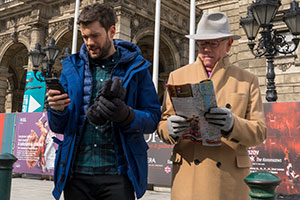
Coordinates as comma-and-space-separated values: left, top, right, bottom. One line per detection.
197, 38, 228, 49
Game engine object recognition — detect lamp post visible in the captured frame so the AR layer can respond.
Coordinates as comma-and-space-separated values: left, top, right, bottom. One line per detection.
28, 38, 61, 82
240, 0, 300, 102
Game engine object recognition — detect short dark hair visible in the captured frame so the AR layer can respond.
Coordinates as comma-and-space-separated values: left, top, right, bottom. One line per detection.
78, 3, 117, 32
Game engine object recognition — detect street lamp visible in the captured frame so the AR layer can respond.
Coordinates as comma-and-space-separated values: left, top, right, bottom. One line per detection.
28, 38, 61, 82
240, 0, 300, 102
59, 47, 71, 61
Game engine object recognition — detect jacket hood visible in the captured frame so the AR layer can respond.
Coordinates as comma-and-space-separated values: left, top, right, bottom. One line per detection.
114, 39, 141, 62
78, 39, 141, 64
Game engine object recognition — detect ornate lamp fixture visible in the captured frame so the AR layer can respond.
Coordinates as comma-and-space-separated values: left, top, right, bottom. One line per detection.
28, 38, 62, 81
240, 0, 300, 102
59, 47, 72, 61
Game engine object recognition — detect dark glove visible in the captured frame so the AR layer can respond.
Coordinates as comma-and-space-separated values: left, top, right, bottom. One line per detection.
87, 77, 126, 125
98, 77, 126, 100
98, 96, 135, 127
204, 107, 234, 136
86, 103, 107, 126
98, 79, 112, 99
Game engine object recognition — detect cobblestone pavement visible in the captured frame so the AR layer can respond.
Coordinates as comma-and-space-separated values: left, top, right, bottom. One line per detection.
10, 177, 171, 200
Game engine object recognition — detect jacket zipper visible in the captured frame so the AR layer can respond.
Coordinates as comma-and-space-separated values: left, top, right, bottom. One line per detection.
111, 59, 146, 86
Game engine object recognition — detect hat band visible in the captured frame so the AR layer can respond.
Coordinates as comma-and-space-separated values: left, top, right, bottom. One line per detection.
196, 30, 231, 35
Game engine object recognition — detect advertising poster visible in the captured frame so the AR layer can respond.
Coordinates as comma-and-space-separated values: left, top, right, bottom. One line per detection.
250, 102, 300, 194
13, 112, 61, 175
22, 71, 46, 113
145, 132, 173, 186
0, 113, 16, 154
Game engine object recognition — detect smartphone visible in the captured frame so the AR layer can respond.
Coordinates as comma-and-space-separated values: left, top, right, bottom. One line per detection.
45, 77, 66, 94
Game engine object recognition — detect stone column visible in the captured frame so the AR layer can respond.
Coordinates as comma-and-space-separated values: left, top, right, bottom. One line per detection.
0, 67, 12, 113
115, 8, 132, 41
28, 25, 45, 71
180, 42, 189, 67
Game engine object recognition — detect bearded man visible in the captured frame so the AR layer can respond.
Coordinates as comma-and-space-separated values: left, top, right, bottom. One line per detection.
47, 3, 161, 200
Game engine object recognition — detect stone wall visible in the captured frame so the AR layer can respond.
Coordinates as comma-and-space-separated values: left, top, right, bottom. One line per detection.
198, 0, 300, 102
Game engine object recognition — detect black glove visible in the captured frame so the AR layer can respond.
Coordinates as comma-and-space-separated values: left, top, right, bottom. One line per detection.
98, 79, 112, 99
86, 103, 107, 126
97, 96, 135, 127
86, 77, 126, 125
98, 77, 126, 100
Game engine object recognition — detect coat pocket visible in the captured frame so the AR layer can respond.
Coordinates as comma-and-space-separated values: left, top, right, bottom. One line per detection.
127, 134, 148, 155
126, 134, 149, 187
236, 155, 252, 168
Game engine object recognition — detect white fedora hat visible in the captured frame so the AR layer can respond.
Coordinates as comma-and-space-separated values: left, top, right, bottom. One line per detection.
186, 12, 241, 40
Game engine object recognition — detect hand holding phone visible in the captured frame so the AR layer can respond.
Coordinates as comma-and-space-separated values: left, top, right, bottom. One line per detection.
46, 77, 70, 111
45, 77, 66, 94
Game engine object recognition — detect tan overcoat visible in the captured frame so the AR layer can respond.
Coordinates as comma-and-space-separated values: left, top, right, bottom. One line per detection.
157, 56, 267, 200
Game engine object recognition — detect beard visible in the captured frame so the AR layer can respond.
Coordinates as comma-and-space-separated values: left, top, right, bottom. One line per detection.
88, 35, 112, 60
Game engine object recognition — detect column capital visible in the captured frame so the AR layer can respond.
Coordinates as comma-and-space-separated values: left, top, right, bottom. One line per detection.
23, 65, 29, 71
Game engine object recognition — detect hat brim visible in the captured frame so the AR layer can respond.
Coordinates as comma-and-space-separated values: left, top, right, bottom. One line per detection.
185, 33, 241, 40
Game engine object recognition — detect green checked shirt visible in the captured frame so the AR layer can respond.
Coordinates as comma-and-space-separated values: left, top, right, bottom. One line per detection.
73, 49, 121, 175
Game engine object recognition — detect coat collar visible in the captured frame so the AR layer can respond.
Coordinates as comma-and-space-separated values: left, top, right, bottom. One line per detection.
192, 55, 229, 81
190, 56, 230, 93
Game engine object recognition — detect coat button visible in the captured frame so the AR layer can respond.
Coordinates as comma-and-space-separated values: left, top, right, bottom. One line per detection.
194, 159, 201, 165
226, 104, 231, 109
216, 162, 222, 168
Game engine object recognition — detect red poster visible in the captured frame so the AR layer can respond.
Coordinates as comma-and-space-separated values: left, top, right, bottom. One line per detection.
250, 102, 300, 194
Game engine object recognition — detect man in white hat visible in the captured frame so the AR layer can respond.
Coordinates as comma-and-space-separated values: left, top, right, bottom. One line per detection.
158, 12, 266, 200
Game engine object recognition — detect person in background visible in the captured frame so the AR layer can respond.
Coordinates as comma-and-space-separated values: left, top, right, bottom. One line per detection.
158, 12, 266, 200
46, 3, 161, 200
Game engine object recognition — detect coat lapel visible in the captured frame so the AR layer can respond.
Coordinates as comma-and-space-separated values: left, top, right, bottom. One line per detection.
210, 56, 229, 94
185, 57, 208, 83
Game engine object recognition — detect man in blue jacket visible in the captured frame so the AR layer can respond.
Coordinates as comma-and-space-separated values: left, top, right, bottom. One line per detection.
46, 3, 161, 200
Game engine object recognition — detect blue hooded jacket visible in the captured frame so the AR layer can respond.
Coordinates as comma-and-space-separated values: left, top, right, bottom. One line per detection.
47, 39, 161, 199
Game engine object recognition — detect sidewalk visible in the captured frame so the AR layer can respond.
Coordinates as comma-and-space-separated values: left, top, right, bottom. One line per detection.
10, 177, 171, 200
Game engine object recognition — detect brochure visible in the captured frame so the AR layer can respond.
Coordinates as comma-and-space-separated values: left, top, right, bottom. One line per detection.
167, 79, 221, 146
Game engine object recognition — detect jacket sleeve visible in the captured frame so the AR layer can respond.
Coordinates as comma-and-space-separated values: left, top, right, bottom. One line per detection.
122, 69, 161, 134
47, 64, 70, 134
157, 72, 177, 145
227, 75, 267, 147
47, 108, 69, 134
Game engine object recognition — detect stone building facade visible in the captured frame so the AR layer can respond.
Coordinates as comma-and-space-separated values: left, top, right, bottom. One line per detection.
0, 0, 299, 113
199, 0, 300, 102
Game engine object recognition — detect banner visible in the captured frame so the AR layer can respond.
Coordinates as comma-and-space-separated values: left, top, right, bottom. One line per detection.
13, 112, 61, 175
145, 132, 173, 186
0, 101, 297, 195
250, 102, 300, 194
146, 102, 300, 195
0, 113, 16, 154
22, 71, 46, 113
